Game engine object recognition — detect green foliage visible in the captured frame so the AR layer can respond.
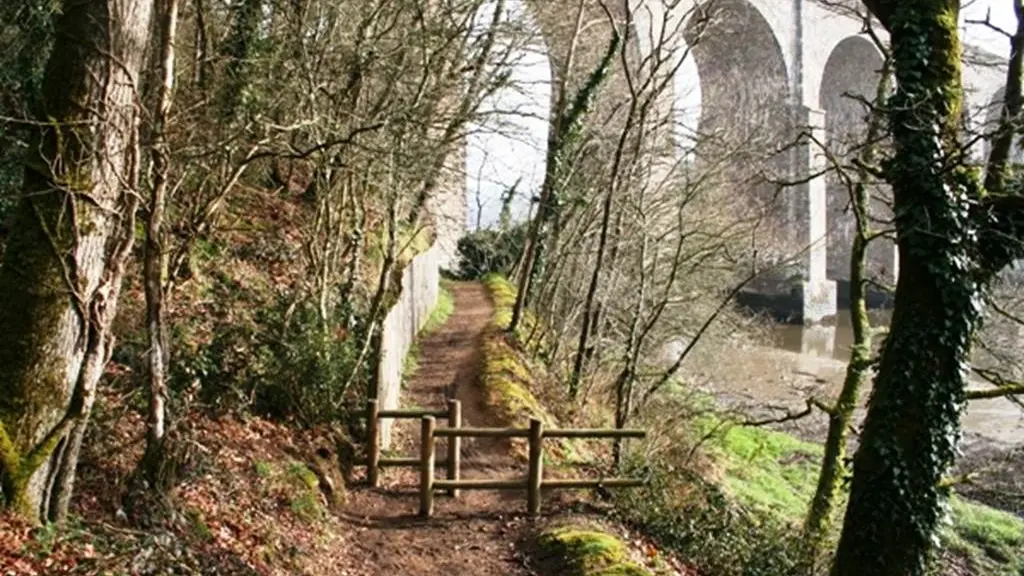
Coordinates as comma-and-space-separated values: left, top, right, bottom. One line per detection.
169, 292, 368, 426
456, 225, 527, 280
537, 524, 652, 576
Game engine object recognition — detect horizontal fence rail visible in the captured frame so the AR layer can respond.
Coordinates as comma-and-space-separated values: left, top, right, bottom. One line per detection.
365, 399, 461, 492
417, 415, 647, 517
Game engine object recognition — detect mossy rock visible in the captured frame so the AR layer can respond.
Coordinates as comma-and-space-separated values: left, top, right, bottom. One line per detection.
536, 525, 652, 576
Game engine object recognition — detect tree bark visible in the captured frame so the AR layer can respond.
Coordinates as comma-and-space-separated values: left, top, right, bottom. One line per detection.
0, 0, 152, 522
832, 2, 980, 574
983, 0, 1024, 194
141, 0, 179, 479
803, 58, 890, 562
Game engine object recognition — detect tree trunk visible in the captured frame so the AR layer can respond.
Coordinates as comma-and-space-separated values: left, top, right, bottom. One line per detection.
802, 58, 890, 562
0, 0, 152, 523
983, 0, 1024, 194
832, 2, 978, 574
141, 0, 179, 481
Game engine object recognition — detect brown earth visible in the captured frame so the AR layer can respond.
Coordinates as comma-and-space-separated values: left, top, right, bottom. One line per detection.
336, 282, 545, 576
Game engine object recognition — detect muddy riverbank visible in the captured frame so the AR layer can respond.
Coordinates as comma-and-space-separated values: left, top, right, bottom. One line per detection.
687, 338, 1024, 515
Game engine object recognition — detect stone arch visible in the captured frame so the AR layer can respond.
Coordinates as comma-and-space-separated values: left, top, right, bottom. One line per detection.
678, 0, 794, 256
818, 35, 892, 284
464, 0, 645, 231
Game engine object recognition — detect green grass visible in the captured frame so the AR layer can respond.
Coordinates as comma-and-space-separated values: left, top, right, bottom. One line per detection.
537, 525, 654, 576
700, 418, 1024, 574
421, 284, 454, 335
704, 420, 823, 520
944, 497, 1024, 574
399, 285, 455, 387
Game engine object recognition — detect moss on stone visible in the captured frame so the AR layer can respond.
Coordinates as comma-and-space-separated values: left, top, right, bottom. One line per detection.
537, 525, 653, 576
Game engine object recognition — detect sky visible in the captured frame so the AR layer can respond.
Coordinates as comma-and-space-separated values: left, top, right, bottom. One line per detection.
962, 0, 1017, 55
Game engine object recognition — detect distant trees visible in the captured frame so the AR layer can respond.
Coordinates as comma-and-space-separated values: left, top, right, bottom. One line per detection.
500, 0, 776, 441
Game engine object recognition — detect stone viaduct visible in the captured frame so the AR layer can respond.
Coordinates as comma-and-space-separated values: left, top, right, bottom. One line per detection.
438, 0, 1009, 325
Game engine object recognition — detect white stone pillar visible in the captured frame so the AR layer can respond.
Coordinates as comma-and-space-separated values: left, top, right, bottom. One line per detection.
797, 106, 837, 324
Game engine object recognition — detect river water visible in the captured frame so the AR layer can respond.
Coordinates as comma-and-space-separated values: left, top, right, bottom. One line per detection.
765, 312, 1024, 449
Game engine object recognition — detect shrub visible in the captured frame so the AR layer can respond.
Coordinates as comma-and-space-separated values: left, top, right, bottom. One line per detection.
169, 293, 368, 426
456, 224, 526, 279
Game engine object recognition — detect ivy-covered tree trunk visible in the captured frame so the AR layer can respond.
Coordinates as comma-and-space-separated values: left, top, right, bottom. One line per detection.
832, 2, 980, 574
0, 0, 152, 522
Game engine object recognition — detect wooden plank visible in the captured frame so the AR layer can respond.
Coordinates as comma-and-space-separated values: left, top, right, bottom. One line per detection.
379, 457, 449, 468
433, 427, 530, 438
543, 428, 646, 439
541, 478, 646, 489
433, 479, 527, 490
447, 399, 461, 498
419, 416, 436, 517
378, 408, 449, 419
367, 400, 380, 487
527, 418, 544, 516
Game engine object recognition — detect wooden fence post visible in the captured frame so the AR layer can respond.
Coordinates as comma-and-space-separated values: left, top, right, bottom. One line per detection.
420, 416, 436, 517
367, 400, 380, 487
527, 418, 544, 516
447, 399, 462, 498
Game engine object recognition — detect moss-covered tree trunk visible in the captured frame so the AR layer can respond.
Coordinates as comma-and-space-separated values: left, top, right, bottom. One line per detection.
0, 0, 152, 523
802, 59, 891, 563
832, 2, 979, 574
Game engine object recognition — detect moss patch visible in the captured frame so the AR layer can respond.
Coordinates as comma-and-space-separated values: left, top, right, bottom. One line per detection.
479, 275, 590, 463
537, 525, 653, 576
483, 273, 547, 357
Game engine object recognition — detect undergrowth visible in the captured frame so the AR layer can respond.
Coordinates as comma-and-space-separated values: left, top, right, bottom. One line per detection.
614, 411, 1024, 576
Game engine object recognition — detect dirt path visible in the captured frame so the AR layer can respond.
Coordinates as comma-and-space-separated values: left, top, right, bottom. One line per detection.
336, 282, 539, 576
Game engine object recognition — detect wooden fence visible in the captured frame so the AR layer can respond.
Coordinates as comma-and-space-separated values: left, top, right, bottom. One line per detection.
365, 398, 461, 490
363, 400, 646, 517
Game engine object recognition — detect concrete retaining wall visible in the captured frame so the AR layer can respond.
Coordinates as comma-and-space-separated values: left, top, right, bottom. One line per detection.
376, 245, 441, 448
